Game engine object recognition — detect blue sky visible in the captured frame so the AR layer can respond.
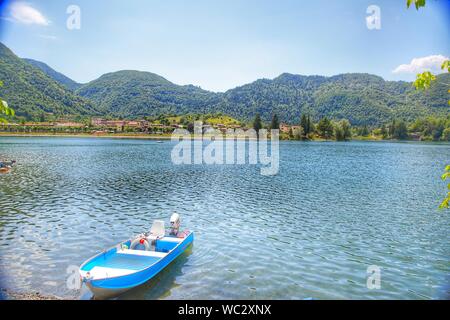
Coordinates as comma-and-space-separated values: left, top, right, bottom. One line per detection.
0, 0, 449, 91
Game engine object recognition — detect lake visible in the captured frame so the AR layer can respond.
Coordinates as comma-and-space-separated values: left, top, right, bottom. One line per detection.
0, 137, 449, 299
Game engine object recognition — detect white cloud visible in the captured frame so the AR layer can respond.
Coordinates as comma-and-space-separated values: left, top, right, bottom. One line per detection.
9, 2, 49, 26
392, 55, 449, 74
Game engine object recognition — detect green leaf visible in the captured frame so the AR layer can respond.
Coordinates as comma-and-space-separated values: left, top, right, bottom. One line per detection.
407, 0, 426, 10
439, 193, 450, 209
0, 99, 14, 118
441, 60, 450, 73
413, 71, 436, 90
439, 166, 450, 209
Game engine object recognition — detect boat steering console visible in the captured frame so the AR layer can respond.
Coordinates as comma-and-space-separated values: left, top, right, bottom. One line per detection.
129, 213, 181, 251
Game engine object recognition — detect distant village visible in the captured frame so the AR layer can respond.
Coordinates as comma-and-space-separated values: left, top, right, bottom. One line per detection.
0, 117, 302, 135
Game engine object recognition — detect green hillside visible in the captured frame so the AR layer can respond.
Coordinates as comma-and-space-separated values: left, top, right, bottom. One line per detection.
23, 58, 82, 91
75, 70, 222, 118
1, 41, 448, 125
77, 70, 449, 126
219, 72, 450, 125
0, 42, 99, 120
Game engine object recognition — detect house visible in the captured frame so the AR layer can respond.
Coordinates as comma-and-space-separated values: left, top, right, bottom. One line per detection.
54, 121, 84, 128
91, 118, 107, 126
92, 119, 150, 130
280, 123, 290, 133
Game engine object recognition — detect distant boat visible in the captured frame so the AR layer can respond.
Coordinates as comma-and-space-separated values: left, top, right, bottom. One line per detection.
156, 140, 163, 143
0, 167, 10, 174
0, 160, 15, 174
79, 214, 193, 299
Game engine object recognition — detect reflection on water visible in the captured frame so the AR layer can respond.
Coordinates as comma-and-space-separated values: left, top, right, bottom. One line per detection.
0, 137, 449, 299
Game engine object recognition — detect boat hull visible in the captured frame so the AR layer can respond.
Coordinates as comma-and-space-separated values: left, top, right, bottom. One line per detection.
86, 284, 130, 300
81, 232, 194, 299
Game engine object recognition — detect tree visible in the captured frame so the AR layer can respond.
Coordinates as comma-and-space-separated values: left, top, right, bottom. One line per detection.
388, 119, 400, 138
316, 117, 334, 139
334, 120, 351, 141
393, 120, 408, 140
408, 0, 450, 206
253, 113, 262, 133
341, 119, 352, 140
39, 112, 46, 122
270, 114, 279, 130
307, 115, 312, 135
300, 114, 308, 134
300, 114, 313, 139
360, 125, 369, 137
334, 125, 344, 141
0, 81, 15, 123
292, 126, 303, 140
442, 128, 450, 141
407, 0, 426, 10
407, 0, 450, 105
380, 125, 388, 139
307, 116, 314, 138
412, 64, 449, 108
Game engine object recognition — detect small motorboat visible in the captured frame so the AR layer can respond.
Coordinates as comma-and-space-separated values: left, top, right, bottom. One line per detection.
79, 213, 193, 299
0, 167, 10, 174
0, 160, 15, 174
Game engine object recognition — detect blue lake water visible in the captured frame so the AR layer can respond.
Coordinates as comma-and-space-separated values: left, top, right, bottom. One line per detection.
0, 137, 449, 299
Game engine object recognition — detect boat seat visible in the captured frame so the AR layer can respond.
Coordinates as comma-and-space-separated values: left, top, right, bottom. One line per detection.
160, 237, 183, 243
117, 248, 167, 258
149, 220, 165, 238
88, 266, 137, 280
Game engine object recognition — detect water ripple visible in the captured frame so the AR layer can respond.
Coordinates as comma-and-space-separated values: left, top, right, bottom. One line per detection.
0, 137, 449, 299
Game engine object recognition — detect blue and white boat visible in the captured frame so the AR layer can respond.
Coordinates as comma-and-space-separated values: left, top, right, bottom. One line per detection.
79, 214, 193, 299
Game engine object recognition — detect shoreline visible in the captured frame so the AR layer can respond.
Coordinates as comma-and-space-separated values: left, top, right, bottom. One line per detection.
0, 132, 174, 140
0, 288, 63, 300
0, 132, 446, 143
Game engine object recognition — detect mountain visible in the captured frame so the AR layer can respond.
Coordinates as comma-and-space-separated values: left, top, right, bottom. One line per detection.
23, 58, 81, 91
0, 42, 99, 119
1, 42, 448, 125
75, 70, 221, 118
77, 69, 449, 126
218, 72, 450, 125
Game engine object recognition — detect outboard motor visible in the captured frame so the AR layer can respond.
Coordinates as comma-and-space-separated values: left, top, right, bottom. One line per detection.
170, 213, 180, 236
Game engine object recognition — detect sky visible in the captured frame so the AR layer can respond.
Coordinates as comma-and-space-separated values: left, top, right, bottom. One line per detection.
0, 0, 449, 92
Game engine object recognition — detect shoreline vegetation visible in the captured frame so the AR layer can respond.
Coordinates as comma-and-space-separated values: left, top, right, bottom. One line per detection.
1, 113, 449, 142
